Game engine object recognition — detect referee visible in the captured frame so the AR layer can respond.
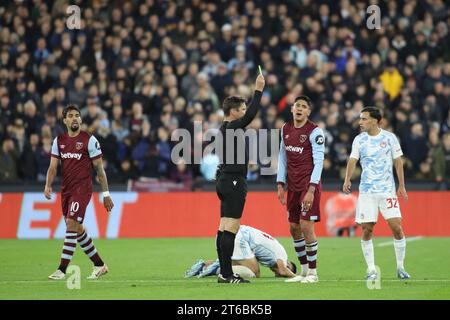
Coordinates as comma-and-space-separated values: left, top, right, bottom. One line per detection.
215, 72, 265, 283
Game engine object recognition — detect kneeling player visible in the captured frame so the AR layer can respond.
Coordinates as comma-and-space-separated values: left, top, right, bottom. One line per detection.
185, 225, 297, 279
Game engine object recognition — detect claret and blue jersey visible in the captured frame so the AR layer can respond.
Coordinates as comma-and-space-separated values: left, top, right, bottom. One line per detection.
276, 120, 325, 191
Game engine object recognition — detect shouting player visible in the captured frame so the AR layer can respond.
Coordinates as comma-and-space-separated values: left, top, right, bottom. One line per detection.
277, 96, 325, 283
45, 104, 114, 280
343, 107, 410, 280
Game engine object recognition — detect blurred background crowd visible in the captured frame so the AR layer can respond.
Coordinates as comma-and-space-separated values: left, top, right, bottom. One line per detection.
0, 0, 449, 189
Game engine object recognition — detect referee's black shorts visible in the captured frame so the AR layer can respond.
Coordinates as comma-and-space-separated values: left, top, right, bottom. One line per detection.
216, 173, 247, 219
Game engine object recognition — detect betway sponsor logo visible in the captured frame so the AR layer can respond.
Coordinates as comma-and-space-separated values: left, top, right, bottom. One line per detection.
60, 152, 82, 160
285, 145, 304, 153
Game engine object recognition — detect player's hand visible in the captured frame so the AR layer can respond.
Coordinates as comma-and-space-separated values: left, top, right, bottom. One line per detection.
343, 180, 352, 194
397, 185, 408, 201
103, 196, 114, 213
44, 186, 52, 200
277, 184, 286, 205
302, 191, 314, 212
255, 74, 265, 91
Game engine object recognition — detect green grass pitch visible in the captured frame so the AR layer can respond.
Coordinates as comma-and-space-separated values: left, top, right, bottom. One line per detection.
1, 237, 449, 300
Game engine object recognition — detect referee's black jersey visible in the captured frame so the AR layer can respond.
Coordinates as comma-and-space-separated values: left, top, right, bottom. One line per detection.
217, 90, 262, 177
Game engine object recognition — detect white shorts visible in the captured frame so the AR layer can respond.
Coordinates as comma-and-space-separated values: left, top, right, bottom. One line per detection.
231, 232, 255, 261
355, 193, 402, 224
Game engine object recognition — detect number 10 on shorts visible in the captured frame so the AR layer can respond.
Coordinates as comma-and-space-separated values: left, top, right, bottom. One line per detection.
70, 202, 79, 215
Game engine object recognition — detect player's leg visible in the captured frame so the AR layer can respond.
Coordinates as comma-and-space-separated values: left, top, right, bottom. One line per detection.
360, 222, 377, 278
77, 226, 105, 268
356, 194, 379, 279
215, 228, 223, 276
217, 175, 249, 283
381, 196, 410, 279
215, 185, 225, 275
185, 258, 206, 278
386, 218, 409, 278
287, 191, 308, 276
290, 223, 309, 276
300, 219, 319, 283
232, 258, 259, 278
299, 187, 321, 283
49, 195, 79, 280
218, 217, 242, 280
198, 259, 221, 278
72, 194, 108, 279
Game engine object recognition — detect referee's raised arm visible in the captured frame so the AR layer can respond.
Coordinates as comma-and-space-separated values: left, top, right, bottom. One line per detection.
227, 74, 265, 129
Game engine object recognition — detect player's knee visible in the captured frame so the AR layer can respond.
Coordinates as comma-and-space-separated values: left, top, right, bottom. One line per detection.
289, 223, 301, 237
361, 225, 373, 238
300, 221, 314, 236
392, 225, 404, 238
66, 218, 81, 233
232, 265, 256, 279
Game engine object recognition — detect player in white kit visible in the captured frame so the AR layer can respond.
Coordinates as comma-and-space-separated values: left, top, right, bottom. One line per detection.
343, 107, 410, 280
185, 225, 297, 278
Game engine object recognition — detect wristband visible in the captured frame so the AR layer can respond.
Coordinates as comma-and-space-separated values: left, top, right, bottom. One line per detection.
103, 191, 110, 197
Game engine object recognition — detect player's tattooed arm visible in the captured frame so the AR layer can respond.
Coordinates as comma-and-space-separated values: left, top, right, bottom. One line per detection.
92, 158, 109, 191
44, 157, 59, 199
92, 158, 114, 212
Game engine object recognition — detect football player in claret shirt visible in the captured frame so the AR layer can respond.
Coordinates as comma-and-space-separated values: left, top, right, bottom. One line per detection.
45, 104, 114, 280
277, 96, 325, 283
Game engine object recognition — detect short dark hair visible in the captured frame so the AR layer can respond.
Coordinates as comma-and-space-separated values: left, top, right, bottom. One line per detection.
361, 106, 382, 123
222, 96, 246, 116
294, 95, 313, 109
288, 261, 297, 274
62, 104, 80, 118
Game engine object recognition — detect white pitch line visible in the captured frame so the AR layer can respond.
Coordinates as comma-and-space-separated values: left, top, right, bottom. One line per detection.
1, 279, 450, 284
377, 236, 423, 247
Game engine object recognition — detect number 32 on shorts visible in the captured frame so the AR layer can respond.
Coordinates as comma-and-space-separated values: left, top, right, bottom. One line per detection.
386, 198, 398, 209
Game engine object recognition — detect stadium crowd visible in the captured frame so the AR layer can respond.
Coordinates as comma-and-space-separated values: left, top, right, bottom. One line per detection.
0, 0, 449, 189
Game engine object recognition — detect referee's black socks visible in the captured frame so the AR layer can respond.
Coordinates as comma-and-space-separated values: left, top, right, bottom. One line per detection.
220, 230, 236, 278
216, 230, 223, 273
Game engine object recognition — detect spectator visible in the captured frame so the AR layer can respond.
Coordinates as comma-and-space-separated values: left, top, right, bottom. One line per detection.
156, 127, 171, 178
379, 61, 404, 101
170, 159, 194, 184
428, 131, 446, 188
0, 138, 20, 182
403, 123, 428, 170
442, 133, 450, 189
21, 134, 40, 181
36, 136, 52, 182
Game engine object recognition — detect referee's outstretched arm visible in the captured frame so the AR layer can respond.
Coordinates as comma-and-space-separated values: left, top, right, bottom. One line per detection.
227, 75, 265, 129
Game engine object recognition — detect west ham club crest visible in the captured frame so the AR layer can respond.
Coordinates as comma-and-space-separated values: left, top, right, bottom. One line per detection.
299, 135, 308, 143
76, 142, 83, 150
